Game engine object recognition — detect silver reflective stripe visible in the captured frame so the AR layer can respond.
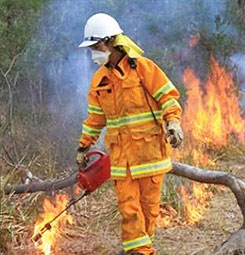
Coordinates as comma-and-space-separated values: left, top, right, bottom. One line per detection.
161, 99, 181, 115
111, 166, 126, 177
82, 123, 102, 137
111, 159, 172, 178
153, 81, 176, 101
88, 104, 104, 115
150, 235, 155, 244
123, 235, 152, 252
107, 110, 162, 128
130, 159, 172, 176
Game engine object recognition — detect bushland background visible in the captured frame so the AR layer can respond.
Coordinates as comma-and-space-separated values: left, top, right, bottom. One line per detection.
1, 0, 245, 254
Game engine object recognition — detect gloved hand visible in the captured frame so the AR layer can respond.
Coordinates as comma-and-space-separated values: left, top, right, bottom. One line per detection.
76, 147, 89, 169
166, 121, 183, 148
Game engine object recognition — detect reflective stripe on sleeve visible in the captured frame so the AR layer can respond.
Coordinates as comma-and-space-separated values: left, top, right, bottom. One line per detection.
123, 235, 152, 252
82, 123, 102, 137
149, 235, 155, 244
161, 99, 181, 115
88, 104, 104, 115
107, 110, 162, 128
111, 166, 127, 177
153, 81, 176, 101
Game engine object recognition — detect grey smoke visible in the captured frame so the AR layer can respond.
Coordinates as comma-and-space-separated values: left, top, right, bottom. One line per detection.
230, 53, 245, 111
21, 0, 245, 168
30, 0, 232, 115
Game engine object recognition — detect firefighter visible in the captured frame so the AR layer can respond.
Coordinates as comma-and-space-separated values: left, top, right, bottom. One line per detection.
77, 13, 183, 255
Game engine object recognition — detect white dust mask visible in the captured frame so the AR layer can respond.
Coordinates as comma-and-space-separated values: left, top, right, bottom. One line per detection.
91, 50, 111, 66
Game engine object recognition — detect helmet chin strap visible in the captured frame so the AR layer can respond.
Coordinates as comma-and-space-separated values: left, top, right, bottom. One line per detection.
107, 49, 125, 68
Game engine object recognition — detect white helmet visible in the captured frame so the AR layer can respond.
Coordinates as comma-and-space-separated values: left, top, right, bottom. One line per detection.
79, 13, 123, 48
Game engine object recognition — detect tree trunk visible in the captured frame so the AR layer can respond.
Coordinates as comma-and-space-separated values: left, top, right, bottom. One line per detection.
238, 0, 245, 25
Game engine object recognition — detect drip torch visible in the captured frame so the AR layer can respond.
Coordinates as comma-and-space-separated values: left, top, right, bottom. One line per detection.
32, 150, 110, 242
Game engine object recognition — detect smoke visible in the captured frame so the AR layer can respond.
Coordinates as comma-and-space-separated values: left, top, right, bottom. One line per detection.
230, 53, 245, 111
31, 0, 231, 109
21, 0, 245, 165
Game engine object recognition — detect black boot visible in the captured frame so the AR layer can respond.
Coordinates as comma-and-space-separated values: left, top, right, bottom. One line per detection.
118, 251, 144, 255
118, 251, 125, 255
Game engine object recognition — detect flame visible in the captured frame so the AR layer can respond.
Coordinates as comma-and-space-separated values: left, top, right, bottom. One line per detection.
158, 55, 245, 227
157, 183, 213, 228
180, 183, 212, 225
182, 55, 245, 147
156, 204, 179, 228
32, 194, 73, 255
173, 55, 245, 166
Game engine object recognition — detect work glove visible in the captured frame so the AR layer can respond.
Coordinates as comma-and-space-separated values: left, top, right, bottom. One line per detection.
166, 120, 183, 148
76, 147, 89, 170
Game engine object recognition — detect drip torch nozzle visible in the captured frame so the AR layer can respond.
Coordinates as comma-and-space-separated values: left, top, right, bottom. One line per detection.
32, 190, 90, 243
32, 222, 52, 242
32, 233, 42, 242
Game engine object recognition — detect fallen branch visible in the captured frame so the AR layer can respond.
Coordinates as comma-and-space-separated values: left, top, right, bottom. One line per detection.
4, 171, 77, 194
170, 162, 245, 228
4, 162, 245, 254
171, 162, 245, 254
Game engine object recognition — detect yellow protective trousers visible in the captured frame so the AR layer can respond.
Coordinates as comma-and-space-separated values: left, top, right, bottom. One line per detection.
115, 169, 164, 255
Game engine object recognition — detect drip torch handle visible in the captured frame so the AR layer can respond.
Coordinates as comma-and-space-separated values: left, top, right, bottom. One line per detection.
85, 150, 105, 159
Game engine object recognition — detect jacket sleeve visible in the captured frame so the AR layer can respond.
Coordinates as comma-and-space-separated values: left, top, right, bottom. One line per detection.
78, 88, 106, 148
137, 57, 182, 122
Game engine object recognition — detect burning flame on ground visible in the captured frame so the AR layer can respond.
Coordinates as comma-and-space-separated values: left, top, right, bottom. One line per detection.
32, 194, 73, 255
179, 183, 212, 225
157, 182, 213, 228
174, 55, 245, 166
158, 54, 245, 227
182, 55, 245, 146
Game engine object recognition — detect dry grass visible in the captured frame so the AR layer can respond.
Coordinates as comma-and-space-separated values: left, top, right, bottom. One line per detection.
0, 172, 44, 254
1, 142, 245, 255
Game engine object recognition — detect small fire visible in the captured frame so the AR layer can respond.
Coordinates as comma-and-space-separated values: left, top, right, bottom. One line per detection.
180, 183, 212, 225
156, 204, 179, 228
32, 194, 73, 255
157, 183, 213, 227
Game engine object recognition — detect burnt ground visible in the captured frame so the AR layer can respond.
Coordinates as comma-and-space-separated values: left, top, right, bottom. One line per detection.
4, 157, 245, 255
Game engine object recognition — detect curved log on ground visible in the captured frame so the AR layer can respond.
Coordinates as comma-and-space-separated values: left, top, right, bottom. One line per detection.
4, 171, 78, 194
170, 162, 245, 228
4, 162, 245, 227
4, 162, 245, 253
170, 162, 245, 255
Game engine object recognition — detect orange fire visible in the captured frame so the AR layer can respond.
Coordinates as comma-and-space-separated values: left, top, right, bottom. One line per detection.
157, 183, 212, 228
173, 55, 245, 166
158, 55, 245, 227
32, 194, 73, 255
180, 183, 212, 225
182, 55, 245, 147
156, 204, 179, 228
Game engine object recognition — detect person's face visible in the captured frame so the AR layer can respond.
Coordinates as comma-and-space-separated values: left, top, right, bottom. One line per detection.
89, 41, 109, 52
88, 41, 112, 66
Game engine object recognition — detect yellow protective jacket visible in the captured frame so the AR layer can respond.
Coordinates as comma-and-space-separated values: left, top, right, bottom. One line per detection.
79, 55, 182, 180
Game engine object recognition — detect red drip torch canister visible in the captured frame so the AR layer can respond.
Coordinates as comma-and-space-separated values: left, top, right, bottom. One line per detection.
78, 150, 111, 192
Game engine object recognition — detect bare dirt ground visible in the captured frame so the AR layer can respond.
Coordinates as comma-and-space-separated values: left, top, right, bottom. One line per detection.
4, 157, 245, 255
155, 158, 245, 255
